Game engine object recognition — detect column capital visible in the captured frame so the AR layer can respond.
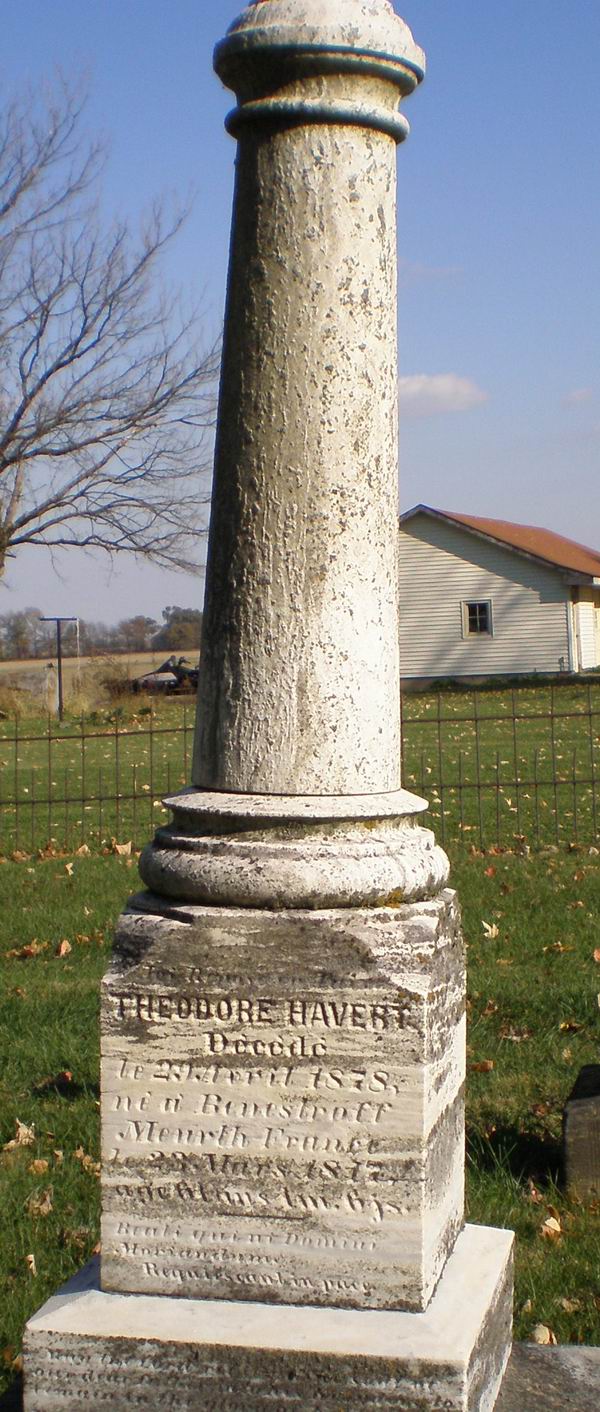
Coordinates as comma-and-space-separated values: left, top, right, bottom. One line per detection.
215, 0, 425, 143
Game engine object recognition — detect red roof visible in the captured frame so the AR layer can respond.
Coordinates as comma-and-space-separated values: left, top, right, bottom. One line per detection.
403, 507, 600, 580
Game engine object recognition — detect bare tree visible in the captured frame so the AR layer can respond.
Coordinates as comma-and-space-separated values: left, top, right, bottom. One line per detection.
0, 81, 219, 578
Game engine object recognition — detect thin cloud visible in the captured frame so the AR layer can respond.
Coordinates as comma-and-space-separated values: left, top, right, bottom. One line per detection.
399, 374, 488, 419
563, 387, 594, 406
398, 258, 463, 287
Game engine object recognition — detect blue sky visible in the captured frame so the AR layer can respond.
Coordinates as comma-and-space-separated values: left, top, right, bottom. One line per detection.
2, 1, 599, 624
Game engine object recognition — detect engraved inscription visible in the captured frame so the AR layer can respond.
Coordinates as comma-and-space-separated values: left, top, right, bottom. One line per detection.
101, 902, 465, 1310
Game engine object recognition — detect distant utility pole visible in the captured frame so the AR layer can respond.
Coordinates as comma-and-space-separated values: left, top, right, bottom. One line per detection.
39, 617, 78, 720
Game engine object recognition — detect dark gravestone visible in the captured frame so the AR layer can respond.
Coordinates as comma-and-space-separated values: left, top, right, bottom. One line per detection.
497, 1345, 600, 1412
563, 1065, 600, 1200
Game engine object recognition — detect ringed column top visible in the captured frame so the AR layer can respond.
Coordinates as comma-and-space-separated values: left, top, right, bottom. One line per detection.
215, 0, 426, 141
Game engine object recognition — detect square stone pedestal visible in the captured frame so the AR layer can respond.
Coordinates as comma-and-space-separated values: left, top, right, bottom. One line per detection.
101, 893, 466, 1313
24, 1224, 513, 1412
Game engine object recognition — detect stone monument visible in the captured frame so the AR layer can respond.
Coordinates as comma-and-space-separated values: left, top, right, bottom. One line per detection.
563, 1064, 600, 1201
24, 2, 514, 1408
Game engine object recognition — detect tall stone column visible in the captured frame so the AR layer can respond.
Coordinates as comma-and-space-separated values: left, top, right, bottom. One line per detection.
194, 0, 412, 796
24, 5, 514, 1411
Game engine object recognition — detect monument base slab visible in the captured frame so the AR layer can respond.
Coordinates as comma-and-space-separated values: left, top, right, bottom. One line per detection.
24, 1224, 513, 1412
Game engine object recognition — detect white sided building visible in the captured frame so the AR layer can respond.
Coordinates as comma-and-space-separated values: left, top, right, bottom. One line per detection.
399, 506, 600, 681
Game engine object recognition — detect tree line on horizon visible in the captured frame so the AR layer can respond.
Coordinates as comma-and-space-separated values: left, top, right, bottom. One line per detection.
0, 605, 202, 661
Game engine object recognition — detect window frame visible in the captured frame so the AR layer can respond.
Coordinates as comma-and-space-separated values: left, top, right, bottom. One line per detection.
461, 599, 493, 639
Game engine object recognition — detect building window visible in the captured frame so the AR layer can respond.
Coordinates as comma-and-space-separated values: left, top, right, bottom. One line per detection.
462, 600, 493, 637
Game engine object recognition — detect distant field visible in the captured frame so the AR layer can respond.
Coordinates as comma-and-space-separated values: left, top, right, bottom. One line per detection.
0, 651, 172, 690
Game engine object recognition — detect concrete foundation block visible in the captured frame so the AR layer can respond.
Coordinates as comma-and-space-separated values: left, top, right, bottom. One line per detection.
24, 1224, 513, 1412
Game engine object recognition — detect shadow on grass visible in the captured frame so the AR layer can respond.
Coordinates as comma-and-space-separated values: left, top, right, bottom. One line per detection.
467, 1123, 563, 1188
30, 1078, 100, 1102
0, 1375, 22, 1411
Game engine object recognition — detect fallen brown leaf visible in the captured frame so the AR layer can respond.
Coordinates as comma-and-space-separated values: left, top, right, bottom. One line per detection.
1, 1347, 22, 1373
111, 838, 132, 857
470, 1059, 495, 1073
60, 1226, 91, 1253
75, 844, 90, 856
28, 1159, 49, 1175
24, 1253, 37, 1277
73, 1146, 100, 1177
540, 1215, 562, 1241
26, 1188, 53, 1218
3, 1119, 35, 1151
64, 862, 74, 877
532, 1324, 557, 1345
55, 939, 72, 958
531, 1102, 552, 1120
5, 940, 47, 959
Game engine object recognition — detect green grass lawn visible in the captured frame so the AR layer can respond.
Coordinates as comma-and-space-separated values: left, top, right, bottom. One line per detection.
454, 842, 600, 1345
1, 845, 599, 1401
0, 857, 133, 1401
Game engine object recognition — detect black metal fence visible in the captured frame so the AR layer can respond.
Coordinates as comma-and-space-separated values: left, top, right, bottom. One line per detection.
1, 683, 599, 854
0, 702, 195, 855
401, 682, 600, 850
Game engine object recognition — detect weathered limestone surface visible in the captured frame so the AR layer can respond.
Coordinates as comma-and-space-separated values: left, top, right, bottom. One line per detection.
139, 794, 450, 909
24, 1227, 513, 1412
193, 0, 425, 796
101, 889, 465, 1311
